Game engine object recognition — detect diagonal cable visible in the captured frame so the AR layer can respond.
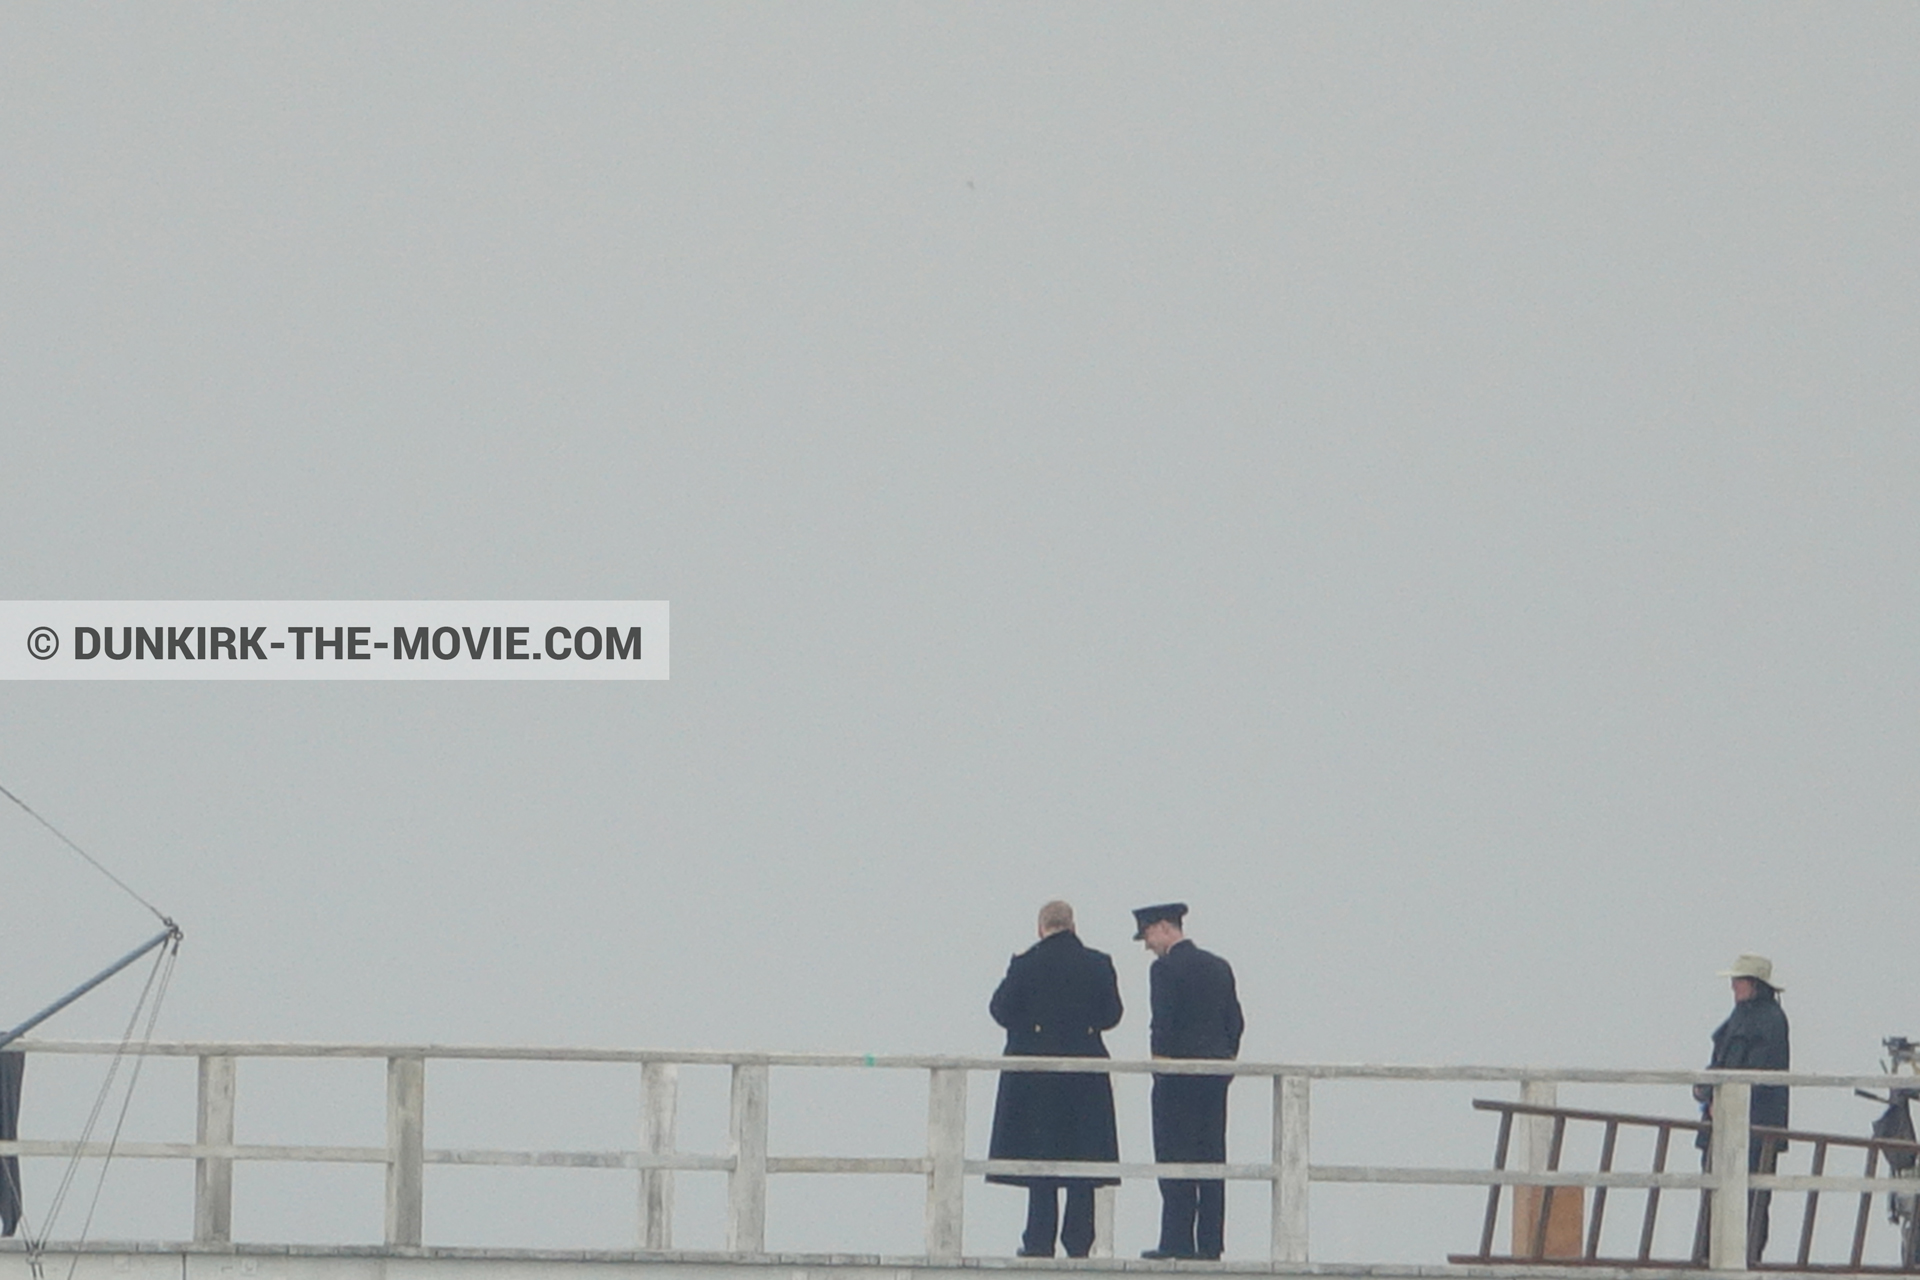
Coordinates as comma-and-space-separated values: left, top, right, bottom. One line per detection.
0, 782, 168, 924
25, 945, 168, 1262
63, 941, 178, 1280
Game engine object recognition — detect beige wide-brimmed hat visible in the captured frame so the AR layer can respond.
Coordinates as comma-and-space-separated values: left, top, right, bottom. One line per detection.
1718, 954, 1783, 990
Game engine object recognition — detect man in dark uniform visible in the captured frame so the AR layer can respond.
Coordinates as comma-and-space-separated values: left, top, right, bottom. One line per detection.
1134, 902, 1243, 1261
987, 900, 1123, 1258
1692, 953, 1790, 1265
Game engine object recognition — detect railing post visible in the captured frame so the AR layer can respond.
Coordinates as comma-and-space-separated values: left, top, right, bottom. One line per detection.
925, 1066, 967, 1262
192, 1054, 236, 1244
384, 1055, 425, 1248
640, 1062, 678, 1249
727, 1062, 769, 1253
1092, 1184, 1116, 1258
1514, 1078, 1558, 1256
1520, 1078, 1557, 1168
1272, 1074, 1310, 1261
1709, 1080, 1751, 1270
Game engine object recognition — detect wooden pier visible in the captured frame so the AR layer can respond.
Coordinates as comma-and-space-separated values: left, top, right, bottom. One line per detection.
4, 1043, 1917, 1278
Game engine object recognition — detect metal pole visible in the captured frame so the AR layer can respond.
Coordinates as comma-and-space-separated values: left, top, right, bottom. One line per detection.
0, 923, 180, 1050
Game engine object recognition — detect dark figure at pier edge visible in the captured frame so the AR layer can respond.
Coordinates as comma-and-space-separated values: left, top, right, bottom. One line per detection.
1, 1051, 20, 1237
987, 899, 1123, 1258
1135, 902, 1244, 1261
1693, 953, 1790, 1265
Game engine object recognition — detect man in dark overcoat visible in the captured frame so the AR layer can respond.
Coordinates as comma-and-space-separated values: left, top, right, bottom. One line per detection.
1135, 902, 1243, 1261
1692, 953, 1790, 1264
987, 899, 1123, 1258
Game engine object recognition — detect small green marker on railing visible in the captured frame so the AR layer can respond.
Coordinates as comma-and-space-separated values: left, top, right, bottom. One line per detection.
864, 1054, 876, 1066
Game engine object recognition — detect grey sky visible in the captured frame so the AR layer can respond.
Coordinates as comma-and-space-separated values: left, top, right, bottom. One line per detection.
2, 2, 1915, 1262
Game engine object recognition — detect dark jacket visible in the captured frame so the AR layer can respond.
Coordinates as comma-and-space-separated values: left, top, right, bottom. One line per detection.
986, 930, 1122, 1185
1149, 939, 1244, 1061
1699, 990, 1790, 1147
1, 1051, 20, 1237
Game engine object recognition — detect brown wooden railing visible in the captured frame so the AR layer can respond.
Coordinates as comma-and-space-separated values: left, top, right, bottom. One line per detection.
1451, 1098, 1920, 1272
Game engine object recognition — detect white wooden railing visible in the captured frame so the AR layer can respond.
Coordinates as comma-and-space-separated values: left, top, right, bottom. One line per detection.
3, 1041, 1915, 1270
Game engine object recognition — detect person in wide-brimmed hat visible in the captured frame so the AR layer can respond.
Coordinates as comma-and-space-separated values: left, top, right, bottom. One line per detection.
1693, 953, 1791, 1264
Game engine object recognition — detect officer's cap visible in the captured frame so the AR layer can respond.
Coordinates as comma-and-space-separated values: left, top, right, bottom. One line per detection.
1132, 902, 1188, 940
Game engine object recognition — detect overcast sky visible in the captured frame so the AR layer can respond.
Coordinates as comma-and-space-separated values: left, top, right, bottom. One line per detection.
2, 2, 1916, 1264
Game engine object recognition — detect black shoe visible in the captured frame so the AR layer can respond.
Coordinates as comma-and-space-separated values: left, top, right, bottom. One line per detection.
1141, 1250, 1192, 1260
1017, 1248, 1054, 1258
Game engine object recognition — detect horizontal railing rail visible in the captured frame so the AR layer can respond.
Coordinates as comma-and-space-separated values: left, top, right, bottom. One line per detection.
15, 1039, 1918, 1085
3, 1040, 1915, 1271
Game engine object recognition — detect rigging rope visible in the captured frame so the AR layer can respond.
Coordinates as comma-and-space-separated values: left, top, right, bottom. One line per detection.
0, 780, 183, 1267
62, 939, 178, 1280
0, 783, 169, 926
19, 937, 177, 1276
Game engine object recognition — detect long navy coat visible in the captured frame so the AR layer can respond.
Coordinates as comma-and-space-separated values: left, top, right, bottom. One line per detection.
986, 930, 1122, 1186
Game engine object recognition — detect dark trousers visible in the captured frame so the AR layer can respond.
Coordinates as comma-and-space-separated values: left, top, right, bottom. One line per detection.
1023, 1181, 1096, 1257
1747, 1139, 1780, 1264
1694, 1137, 1780, 1264
1152, 1073, 1231, 1257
